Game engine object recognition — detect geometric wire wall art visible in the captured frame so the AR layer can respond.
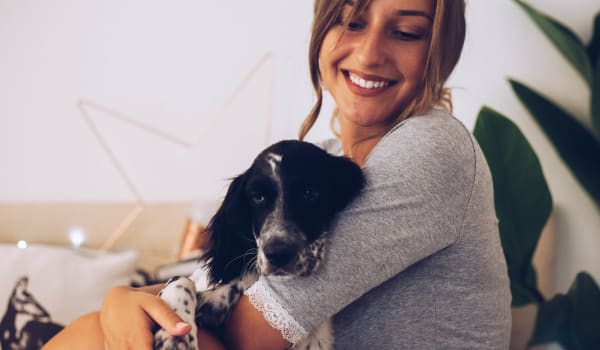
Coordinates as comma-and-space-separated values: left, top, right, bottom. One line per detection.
77, 52, 275, 251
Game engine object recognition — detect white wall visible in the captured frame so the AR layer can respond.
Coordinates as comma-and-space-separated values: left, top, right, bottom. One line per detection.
0, 0, 316, 202
1, 0, 598, 293
453, 0, 600, 295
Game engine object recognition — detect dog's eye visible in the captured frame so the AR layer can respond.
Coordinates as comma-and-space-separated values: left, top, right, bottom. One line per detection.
303, 188, 320, 203
251, 192, 266, 205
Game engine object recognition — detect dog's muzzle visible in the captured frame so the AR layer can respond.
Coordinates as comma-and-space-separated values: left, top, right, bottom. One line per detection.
263, 238, 300, 270
258, 236, 325, 277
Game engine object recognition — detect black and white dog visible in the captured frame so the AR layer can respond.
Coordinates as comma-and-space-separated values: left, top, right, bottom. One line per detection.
154, 140, 364, 350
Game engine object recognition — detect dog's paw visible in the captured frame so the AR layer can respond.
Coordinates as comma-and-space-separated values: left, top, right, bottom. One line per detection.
154, 276, 199, 349
194, 281, 245, 327
158, 276, 198, 324
154, 329, 198, 350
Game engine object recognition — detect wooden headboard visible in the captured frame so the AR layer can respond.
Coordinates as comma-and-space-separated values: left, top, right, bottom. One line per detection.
0, 202, 199, 270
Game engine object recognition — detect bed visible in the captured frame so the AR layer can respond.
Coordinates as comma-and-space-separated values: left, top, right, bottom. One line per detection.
0, 201, 214, 349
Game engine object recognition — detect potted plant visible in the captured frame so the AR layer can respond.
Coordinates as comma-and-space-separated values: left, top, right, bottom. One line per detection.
472, 1, 600, 349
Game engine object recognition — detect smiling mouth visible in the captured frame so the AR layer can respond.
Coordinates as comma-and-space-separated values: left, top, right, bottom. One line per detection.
345, 70, 396, 89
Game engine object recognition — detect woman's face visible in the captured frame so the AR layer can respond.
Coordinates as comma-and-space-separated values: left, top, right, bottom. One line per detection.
319, 0, 434, 136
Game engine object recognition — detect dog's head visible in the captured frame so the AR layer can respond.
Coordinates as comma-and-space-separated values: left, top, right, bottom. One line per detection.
203, 140, 364, 284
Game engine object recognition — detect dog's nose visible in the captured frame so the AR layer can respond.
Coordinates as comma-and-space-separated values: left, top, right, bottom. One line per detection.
263, 239, 298, 268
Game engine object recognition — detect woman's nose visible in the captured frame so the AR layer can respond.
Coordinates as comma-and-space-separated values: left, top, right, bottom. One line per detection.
354, 29, 387, 67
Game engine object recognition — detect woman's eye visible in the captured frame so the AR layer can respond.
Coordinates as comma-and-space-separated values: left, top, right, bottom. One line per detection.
391, 30, 423, 41
335, 13, 365, 32
346, 21, 365, 31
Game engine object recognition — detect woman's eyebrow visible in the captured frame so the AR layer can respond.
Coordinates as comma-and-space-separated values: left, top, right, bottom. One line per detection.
396, 10, 433, 21
341, 1, 433, 22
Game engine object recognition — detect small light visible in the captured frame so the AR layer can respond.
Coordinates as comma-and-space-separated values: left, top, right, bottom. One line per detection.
17, 240, 28, 249
69, 227, 86, 248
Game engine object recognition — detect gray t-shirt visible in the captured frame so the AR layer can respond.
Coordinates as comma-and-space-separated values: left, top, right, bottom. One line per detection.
245, 108, 512, 349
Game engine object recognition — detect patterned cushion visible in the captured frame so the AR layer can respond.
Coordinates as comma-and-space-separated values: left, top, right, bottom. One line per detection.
0, 244, 138, 349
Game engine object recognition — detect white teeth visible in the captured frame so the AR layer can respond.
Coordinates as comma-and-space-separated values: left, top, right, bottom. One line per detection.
348, 72, 391, 89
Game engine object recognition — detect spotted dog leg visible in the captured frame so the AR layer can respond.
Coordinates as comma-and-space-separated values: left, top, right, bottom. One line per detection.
154, 276, 199, 350
195, 274, 257, 328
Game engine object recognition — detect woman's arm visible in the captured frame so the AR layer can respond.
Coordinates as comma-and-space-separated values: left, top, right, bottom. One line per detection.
46, 112, 476, 349
228, 112, 478, 342
224, 295, 291, 350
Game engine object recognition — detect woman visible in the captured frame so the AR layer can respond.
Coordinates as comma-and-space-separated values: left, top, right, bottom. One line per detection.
45, 0, 512, 348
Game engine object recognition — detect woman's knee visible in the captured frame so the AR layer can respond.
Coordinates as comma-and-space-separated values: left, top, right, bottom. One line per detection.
43, 312, 104, 350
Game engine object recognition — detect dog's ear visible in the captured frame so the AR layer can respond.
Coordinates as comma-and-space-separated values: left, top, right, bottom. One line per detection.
328, 155, 365, 212
202, 172, 255, 285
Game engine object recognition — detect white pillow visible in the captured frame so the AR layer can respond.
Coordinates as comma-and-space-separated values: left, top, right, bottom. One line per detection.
0, 244, 138, 328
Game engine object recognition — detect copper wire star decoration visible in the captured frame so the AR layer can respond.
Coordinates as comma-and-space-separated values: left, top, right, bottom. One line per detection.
77, 52, 275, 251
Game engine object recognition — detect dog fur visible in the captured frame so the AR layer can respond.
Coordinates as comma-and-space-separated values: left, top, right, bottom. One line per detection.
154, 140, 364, 350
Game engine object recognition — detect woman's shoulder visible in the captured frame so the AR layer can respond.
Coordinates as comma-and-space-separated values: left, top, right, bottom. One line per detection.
392, 108, 471, 145
369, 108, 476, 168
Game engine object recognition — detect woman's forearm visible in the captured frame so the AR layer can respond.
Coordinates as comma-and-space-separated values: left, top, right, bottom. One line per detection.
224, 295, 290, 350
140, 283, 273, 350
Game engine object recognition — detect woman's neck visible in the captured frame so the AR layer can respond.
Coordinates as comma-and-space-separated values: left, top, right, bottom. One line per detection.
339, 120, 390, 167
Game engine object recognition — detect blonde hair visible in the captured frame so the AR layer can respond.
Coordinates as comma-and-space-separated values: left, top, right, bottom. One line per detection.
299, 0, 466, 140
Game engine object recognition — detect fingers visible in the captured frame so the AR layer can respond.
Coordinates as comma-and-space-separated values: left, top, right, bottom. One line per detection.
100, 285, 192, 349
139, 292, 192, 336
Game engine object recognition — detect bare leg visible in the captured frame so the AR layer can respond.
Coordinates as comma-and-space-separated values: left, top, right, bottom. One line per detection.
42, 312, 104, 350
43, 312, 225, 350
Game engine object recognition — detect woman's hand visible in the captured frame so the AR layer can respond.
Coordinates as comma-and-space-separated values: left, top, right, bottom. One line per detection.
100, 284, 192, 349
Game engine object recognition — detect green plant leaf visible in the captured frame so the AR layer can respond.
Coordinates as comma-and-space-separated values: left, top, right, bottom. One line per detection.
514, 0, 593, 86
510, 79, 600, 210
510, 265, 546, 305
529, 294, 569, 347
568, 272, 600, 349
591, 13, 600, 135
593, 54, 600, 136
588, 12, 600, 66
473, 106, 551, 306
529, 272, 600, 349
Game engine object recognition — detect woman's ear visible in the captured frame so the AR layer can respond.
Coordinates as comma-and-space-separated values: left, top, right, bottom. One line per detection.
202, 171, 255, 285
